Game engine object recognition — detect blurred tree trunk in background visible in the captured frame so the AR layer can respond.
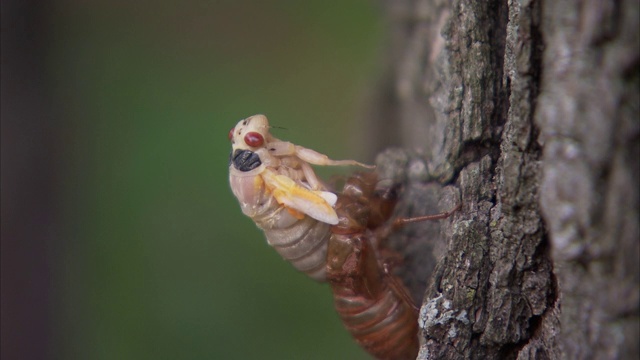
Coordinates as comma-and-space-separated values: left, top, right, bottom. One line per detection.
1, 1, 55, 360
367, 0, 639, 358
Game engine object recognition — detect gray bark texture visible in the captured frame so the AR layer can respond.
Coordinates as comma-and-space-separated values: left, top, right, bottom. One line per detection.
367, 0, 639, 359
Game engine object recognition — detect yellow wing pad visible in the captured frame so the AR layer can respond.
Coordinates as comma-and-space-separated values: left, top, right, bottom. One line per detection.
261, 168, 339, 225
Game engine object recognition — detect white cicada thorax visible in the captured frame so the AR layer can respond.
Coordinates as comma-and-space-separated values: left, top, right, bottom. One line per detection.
228, 114, 372, 281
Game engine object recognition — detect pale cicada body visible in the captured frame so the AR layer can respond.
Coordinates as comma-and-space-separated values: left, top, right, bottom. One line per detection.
228, 114, 372, 281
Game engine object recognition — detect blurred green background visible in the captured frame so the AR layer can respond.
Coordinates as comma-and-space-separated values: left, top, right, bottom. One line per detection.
2, 1, 384, 359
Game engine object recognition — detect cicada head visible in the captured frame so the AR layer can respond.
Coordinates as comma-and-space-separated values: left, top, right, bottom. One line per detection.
228, 114, 275, 174
228, 114, 272, 152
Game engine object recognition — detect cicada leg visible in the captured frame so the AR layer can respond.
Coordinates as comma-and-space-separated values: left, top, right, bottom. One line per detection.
382, 262, 420, 313
392, 203, 462, 228
372, 195, 462, 313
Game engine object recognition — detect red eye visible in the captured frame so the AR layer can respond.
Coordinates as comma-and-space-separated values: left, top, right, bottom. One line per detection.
228, 127, 235, 141
244, 132, 264, 147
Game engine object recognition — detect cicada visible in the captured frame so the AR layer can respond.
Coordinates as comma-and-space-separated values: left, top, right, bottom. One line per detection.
228, 114, 372, 281
327, 172, 461, 360
327, 172, 419, 360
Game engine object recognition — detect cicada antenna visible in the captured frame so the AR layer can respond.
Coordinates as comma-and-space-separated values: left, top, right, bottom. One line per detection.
269, 125, 288, 131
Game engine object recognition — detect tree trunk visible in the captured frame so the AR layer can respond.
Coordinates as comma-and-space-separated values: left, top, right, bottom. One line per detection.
1, 1, 55, 359
369, 0, 639, 359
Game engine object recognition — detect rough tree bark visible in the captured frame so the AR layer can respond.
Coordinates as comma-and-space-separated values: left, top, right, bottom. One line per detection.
367, 0, 639, 359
